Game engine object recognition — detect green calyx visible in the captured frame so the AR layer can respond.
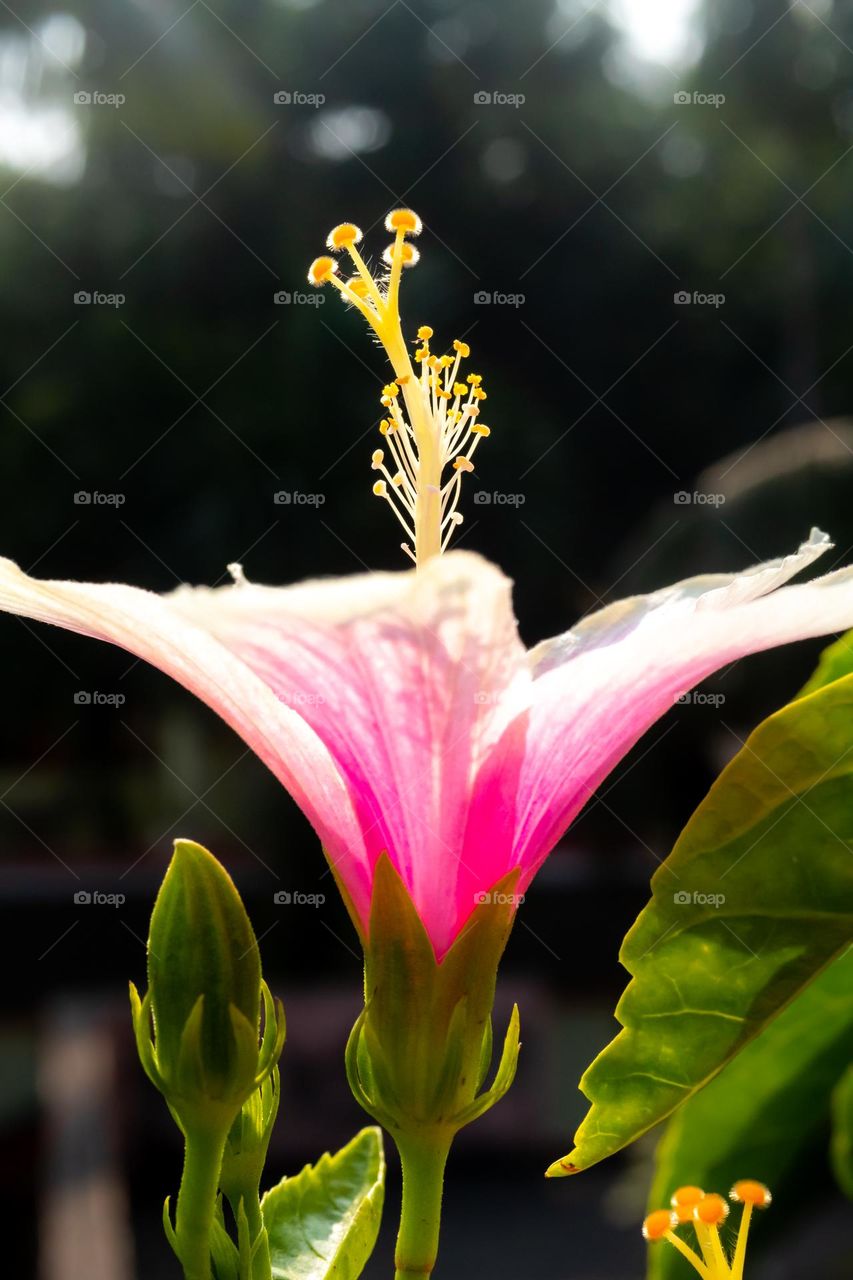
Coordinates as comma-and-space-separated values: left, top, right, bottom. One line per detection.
345, 854, 521, 1141
129, 839, 285, 1131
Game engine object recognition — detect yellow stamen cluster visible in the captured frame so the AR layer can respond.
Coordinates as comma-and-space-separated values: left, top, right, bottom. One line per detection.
643, 1182, 771, 1280
307, 209, 489, 567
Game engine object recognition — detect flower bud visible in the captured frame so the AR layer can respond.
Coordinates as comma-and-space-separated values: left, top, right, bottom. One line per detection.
130, 839, 285, 1131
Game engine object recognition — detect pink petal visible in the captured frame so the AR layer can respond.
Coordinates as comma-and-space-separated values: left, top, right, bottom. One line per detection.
0, 556, 370, 906
466, 529, 853, 885
167, 552, 527, 955
0, 552, 526, 953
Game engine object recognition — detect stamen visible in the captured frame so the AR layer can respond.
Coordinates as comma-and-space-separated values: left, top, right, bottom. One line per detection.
646, 1180, 771, 1280
308, 210, 491, 567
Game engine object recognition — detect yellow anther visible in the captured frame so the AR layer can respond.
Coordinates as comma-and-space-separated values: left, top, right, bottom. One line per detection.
385, 208, 423, 236
392, 473, 404, 486
348, 278, 370, 298
395, 375, 410, 385
417, 325, 433, 341
467, 372, 482, 385
453, 457, 474, 472
642, 1210, 677, 1242
326, 223, 363, 251
671, 1186, 705, 1223
453, 383, 468, 397
473, 387, 487, 400
439, 354, 454, 368
383, 241, 420, 268
373, 480, 387, 497
472, 424, 490, 437
694, 1194, 729, 1226
382, 383, 399, 398
371, 450, 384, 468
428, 355, 440, 368
307, 256, 338, 286
414, 348, 429, 362
379, 419, 391, 435
452, 339, 470, 357
730, 1181, 771, 1208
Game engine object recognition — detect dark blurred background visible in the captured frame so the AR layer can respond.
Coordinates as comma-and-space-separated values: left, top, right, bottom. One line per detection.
1, 0, 853, 1275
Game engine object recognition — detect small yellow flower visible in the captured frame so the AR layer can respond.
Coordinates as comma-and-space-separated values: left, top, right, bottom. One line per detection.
643, 1181, 771, 1280
307, 209, 489, 566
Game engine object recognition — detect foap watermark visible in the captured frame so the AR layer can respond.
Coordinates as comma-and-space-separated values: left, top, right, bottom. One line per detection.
673, 90, 725, 108
473, 90, 526, 108
74, 290, 125, 308
273, 90, 325, 107
278, 690, 326, 708
474, 290, 525, 307
74, 690, 126, 707
74, 490, 126, 506
673, 890, 725, 908
474, 490, 526, 506
273, 890, 325, 907
74, 889, 126, 907
73, 90, 125, 108
474, 690, 503, 705
673, 490, 725, 506
274, 290, 325, 306
474, 890, 525, 907
274, 490, 325, 506
674, 290, 725, 308
675, 691, 726, 708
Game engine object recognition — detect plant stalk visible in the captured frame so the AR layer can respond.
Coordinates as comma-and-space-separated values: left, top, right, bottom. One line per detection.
174, 1125, 227, 1280
393, 1132, 451, 1280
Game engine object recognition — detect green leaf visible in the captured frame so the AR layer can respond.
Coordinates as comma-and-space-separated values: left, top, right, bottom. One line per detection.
831, 1061, 853, 1199
547, 674, 853, 1177
261, 1127, 385, 1280
799, 628, 853, 696
647, 949, 853, 1280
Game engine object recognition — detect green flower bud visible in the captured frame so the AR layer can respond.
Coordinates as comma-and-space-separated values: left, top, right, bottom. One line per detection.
129, 839, 285, 1133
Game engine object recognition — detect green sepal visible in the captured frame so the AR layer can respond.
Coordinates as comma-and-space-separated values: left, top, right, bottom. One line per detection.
162, 1196, 179, 1259
346, 854, 520, 1137
220, 1068, 281, 1225
210, 1197, 240, 1280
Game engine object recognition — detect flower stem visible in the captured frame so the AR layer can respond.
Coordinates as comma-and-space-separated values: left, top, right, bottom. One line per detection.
174, 1125, 227, 1280
393, 1132, 451, 1280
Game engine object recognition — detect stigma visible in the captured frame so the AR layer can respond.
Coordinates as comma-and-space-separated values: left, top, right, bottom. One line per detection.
308, 210, 489, 567
643, 1181, 771, 1280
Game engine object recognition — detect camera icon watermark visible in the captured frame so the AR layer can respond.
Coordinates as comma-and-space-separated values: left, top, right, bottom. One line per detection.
74, 490, 126, 506
473, 290, 525, 307
673, 889, 725, 908
273, 90, 325, 107
473, 490, 525, 506
473, 890, 525, 906
673, 490, 725, 506
73, 90, 126, 108
74, 290, 125, 307
74, 690, 127, 707
673, 90, 725, 108
473, 90, 526, 108
74, 889, 126, 906
273, 490, 326, 506
674, 690, 726, 708
674, 290, 725, 308
273, 290, 325, 306
273, 890, 325, 907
